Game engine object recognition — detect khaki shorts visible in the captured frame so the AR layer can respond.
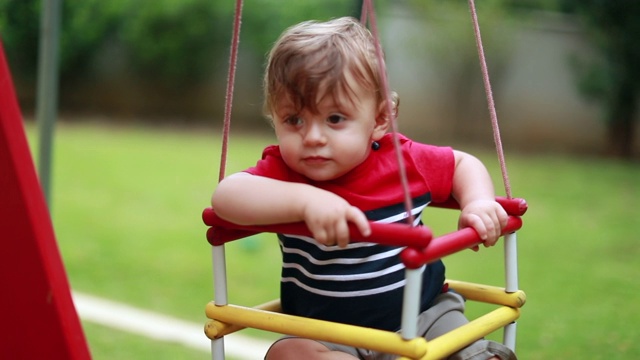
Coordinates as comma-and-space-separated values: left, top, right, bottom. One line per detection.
266, 291, 517, 360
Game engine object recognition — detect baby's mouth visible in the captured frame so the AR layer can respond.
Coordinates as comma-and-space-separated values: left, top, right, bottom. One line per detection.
303, 156, 330, 164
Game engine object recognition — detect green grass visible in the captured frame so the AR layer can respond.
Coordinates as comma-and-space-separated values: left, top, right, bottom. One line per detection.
27, 121, 640, 359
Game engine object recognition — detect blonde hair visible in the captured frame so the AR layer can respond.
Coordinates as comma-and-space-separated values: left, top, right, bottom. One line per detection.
263, 16, 397, 120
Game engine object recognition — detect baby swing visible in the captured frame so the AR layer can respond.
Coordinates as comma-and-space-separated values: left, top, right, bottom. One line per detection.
202, 0, 528, 359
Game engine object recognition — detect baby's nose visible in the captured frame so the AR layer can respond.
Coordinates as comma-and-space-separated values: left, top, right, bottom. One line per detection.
303, 122, 327, 145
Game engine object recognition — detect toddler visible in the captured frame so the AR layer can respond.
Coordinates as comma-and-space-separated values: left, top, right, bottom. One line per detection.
212, 16, 516, 360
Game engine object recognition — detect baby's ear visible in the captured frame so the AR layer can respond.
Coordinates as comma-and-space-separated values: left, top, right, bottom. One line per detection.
373, 92, 399, 139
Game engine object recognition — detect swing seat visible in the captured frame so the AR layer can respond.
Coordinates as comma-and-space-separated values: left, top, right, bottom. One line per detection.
202, 197, 527, 360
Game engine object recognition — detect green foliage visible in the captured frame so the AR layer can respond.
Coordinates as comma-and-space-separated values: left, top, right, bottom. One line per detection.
117, 0, 230, 83
503, 0, 562, 12
0, 0, 41, 80
568, 54, 612, 103
0, 0, 360, 86
558, 0, 640, 157
560, 0, 640, 97
59, 0, 125, 80
0, 0, 124, 81
239, 0, 360, 57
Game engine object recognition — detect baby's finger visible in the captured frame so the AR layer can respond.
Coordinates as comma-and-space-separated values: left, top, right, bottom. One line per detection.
347, 206, 371, 238
463, 214, 488, 241
311, 226, 332, 246
484, 217, 499, 245
335, 220, 350, 248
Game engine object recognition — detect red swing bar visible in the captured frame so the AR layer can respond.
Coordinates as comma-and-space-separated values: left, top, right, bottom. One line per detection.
203, 196, 526, 269
204, 211, 433, 247
400, 216, 522, 270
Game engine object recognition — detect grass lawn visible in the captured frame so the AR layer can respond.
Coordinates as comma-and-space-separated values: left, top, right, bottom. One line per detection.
27, 120, 640, 359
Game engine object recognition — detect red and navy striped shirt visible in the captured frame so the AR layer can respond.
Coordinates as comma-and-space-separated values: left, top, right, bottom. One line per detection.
245, 133, 455, 331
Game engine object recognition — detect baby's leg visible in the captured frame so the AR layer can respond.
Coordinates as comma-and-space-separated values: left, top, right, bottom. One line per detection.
265, 337, 358, 360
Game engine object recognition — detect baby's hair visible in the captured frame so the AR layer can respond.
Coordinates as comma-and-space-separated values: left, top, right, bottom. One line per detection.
263, 16, 398, 121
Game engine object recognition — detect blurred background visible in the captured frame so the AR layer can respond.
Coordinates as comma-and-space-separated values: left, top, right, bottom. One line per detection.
1, 1, 639, 359
2, 0, 639, 158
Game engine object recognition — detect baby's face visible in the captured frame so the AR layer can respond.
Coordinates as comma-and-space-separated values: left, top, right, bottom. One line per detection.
272, 77, 383, 182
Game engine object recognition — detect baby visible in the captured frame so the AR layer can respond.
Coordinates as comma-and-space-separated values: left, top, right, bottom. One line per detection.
212, 16, 515, 360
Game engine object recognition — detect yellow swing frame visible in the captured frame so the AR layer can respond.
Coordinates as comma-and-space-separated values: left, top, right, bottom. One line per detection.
204, 280, 525, 360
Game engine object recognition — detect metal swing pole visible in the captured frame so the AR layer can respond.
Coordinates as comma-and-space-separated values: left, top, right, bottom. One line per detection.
503, 232, 519, 350
36, 0, 62, 206
211, 244, 228, 359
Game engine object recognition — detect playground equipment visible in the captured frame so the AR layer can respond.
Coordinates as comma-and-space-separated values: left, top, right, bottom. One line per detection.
0, 40, 91, 358
202, 1, 527, 359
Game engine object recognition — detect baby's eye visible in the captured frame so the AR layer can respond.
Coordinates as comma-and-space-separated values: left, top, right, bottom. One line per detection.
327, 114, 346, 124
284, 116, 303, 126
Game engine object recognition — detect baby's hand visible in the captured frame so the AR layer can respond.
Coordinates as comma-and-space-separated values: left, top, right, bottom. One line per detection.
458, 199, 508, 248
301, 191, 370, 248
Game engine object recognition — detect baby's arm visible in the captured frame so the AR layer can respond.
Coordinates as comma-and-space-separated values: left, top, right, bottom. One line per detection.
211, 172, 370, 247
451, 150, 508, 247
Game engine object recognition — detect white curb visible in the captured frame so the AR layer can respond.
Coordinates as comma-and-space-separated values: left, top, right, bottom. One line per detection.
73, 292, 271, 359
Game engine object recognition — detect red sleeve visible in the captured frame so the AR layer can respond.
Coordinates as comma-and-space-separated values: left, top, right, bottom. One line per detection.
406, 141, 455, 203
